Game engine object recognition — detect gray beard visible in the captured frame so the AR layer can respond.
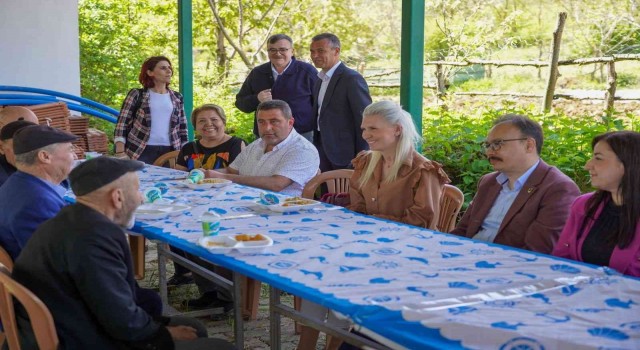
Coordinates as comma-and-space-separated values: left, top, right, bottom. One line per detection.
123, 213, 136, 229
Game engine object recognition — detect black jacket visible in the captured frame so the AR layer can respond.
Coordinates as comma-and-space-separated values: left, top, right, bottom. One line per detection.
12, 204, 173, 349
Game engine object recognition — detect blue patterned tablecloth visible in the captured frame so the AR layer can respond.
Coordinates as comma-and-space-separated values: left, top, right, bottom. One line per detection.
134, 165, 640, 350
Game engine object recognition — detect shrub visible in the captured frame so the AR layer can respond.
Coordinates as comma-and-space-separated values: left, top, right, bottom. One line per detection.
616, 73, 638, 88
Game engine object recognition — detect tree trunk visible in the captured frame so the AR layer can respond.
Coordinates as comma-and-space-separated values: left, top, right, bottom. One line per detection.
215, 27, 228, 78
436, 64, 447, 99
542, 12, 567, 113
604, 61, 617, 116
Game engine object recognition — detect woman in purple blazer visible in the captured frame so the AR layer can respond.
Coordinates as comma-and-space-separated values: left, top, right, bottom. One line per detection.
553, 131, 640, 277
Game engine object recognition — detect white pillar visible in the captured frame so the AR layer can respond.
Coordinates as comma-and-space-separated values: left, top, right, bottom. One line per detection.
0, 0, 80, 96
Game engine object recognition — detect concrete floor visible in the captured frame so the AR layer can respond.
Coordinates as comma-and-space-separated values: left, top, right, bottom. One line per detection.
138, 242, 329, 350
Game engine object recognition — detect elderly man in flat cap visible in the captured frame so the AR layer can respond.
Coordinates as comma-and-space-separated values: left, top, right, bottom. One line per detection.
0, 124, 78, 260
12, 157, 235, 350
0, 124, 164, 317
0, 120, 36, 187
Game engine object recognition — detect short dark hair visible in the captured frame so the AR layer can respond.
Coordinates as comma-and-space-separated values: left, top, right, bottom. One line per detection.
256, 100, 292, 120
311, 33, 341, 48
493, 114, 543, 154
139, 56, 172, 89
268, 34, 293, 45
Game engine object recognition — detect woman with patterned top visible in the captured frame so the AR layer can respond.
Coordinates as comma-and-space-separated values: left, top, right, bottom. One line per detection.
170, 104, 246, 308
114, 56, 188, 163
553, 131, 640, 277
176, 104, 245, 171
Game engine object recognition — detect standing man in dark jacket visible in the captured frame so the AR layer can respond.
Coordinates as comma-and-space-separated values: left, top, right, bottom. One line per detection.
12, 157, 235, 350
235, 33, 318, 142
310, 32, 372, 171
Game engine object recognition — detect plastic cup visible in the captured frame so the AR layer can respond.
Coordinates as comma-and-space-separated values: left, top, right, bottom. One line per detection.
154, 182, 169, 195
187, 169, 205, 184
201, 211, 221, 237
143, 187, 162, 203
259, 192, 280, 205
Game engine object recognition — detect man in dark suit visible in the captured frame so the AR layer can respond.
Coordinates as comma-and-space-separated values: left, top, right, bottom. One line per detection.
12, 157, 234, 350
451, 114, 580, 254
310, 33, 372, 172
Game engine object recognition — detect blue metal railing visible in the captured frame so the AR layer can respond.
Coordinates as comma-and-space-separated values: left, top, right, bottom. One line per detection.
0, 85, 118, 123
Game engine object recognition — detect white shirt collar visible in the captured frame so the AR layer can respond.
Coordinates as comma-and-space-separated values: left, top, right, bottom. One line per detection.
318, 61, 342, 81
258, 128, 298, 153
271, 59, 293, 79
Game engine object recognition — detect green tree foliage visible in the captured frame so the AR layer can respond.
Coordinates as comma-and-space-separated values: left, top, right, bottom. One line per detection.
425, 0, 526, 60
79, 0, 178, 109
194, 0, 394, 140
79, 0, 396, 142
562, 0, 640, 57
78, 0, 639, 175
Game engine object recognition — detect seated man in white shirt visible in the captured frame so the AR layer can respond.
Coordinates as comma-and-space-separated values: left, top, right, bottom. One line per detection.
188, 99, 319, 310
204, 99, 319, 196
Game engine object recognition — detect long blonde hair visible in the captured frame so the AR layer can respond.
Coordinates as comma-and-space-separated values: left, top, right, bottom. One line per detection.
359, 100, 422, 186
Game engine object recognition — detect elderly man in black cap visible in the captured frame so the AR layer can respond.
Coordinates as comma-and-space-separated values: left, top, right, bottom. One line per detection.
0, 124, 164, 317
0, 120, 36, 187
0, 124, 78, 260
11, 157, 235, 350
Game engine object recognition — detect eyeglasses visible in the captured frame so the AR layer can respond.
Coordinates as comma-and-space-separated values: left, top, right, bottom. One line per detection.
481, 138, 528, 151
267, 48, 290, 54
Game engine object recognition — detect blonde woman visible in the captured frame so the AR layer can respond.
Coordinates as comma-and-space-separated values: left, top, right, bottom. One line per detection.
348, 100, 450, 229
298, 101, 451, 350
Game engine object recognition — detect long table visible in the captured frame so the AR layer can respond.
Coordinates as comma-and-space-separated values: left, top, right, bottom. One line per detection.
134, 165, 640, 350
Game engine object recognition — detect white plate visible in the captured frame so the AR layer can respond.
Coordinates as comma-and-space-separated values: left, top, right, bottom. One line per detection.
202, 178, 232, 188
183, 180, 214, 190
253, 199, 320, 213
199, 234, 273, 252
181, 179, 232, 189
135, 203, 191, 219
